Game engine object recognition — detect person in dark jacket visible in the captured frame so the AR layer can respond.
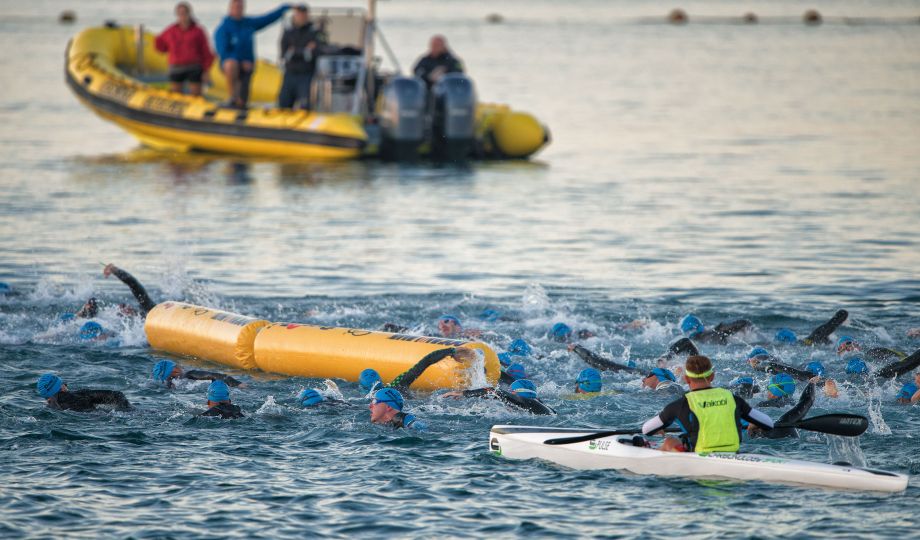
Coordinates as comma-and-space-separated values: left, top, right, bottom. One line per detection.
37, 373, 132, 412
412, 35, 463, 88
155, 2, 215, 95
278, 4, 322, 109
152, 359, 243, 388
200, 380, 244, 419
214, 0, 291, 108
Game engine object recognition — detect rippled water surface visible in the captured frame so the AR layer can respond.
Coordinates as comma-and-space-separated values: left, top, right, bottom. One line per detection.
1, 0, 919, 537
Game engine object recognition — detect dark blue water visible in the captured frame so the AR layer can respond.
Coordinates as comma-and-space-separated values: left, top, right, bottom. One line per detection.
2, 0, 920, 537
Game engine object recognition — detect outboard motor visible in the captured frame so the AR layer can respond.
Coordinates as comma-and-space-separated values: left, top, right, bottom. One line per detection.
429, 73, 476, 161
379, 76, 426, 161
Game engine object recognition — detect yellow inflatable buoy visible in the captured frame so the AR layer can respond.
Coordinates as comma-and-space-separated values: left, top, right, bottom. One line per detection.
144, 302, 269, 370
491, 111, 547, 159
254, 323, 500, 390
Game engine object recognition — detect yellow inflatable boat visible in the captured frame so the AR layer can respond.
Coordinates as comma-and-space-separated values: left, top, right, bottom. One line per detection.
65, 9, 549, 162
144, 302, 500, 390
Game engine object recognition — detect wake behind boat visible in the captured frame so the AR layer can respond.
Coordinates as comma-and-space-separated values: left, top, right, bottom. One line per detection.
489, 425, 909, 493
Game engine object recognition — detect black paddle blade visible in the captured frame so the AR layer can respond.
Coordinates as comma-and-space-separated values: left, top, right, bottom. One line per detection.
776, 413, 869, 437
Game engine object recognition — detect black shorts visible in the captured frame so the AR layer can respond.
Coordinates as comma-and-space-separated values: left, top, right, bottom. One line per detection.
168, 65, 203, 84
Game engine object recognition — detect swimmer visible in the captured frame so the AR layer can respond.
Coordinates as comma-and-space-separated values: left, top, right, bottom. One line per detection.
507, 338, 533, 358
436, 314, 481, 339
152, 359, 243, 388
757, 373, 796, 408
102, 264, 156, 316
641, 367, 683, 396
442, 379, 556, 415
895, 373, 920, 404
747, 347, 820, 382
298, 387, 346, 408
36, 373, 132, 412
908, 328, 920, 338
549, 322, 595, 343
773, 309, 849, 346
369, 387, 425, 430
728, 376, 760, 399
500, 363, 527, 385
641, 355, 774, 453
356, 347, 477, 398
199, 380, 244, 419
568, 343, 640, 374
359, 368, 383, 393
77, 321, 117, 343
679, 314, 752, 345
574, 368, 602, 394
750, 382, 817, 439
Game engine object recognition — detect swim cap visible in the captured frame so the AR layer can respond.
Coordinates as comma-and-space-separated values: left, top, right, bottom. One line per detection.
505, 363, 527, 381
649, 367, 677, 383
508, 339, 533, 357
747, 347, 770, 359
804, 361, 826, 378
372, 387, 404, 411
626, 359, 637, 368
207, 380, 231, 402
576, 368, 602, 393
298, 388, 324, 407
768, 373, 796, 397
550, 322, 573, 342
836, 336, 856, 351
730, 376, 754, 387
0, 282, 10, 293
152, 360, 176, 382
510, 379, 537, 399
680, 314, 704, 337
479, 309, 501, 322
497, 352, 512, 368
358, 368, 382, 392
59, 313, 76, 322
775, 328, 797, 343
438, 314, 461, 326
37, 373, 63, 398
896, 382, 919, 401
845, 357, 869, 375
78, 321, 103, 341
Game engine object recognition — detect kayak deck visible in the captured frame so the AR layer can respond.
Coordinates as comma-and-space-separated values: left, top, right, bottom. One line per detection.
489, 425, 908, 493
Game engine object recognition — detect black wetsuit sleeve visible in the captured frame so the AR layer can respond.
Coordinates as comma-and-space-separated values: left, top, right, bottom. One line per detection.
59, 389, 132, 411
462, 387, 494, 398
184, 370, 242, 387
875, 348, 920, 380
802, 310, 848, 345
200, 403, 244, 419
697, 320, 751, 344
867, 347, 907, 363
493, 389, 555, 415
499, 371, 516, 385
571, 345, 640, 373
760, 361, 814, 382
111, 268, 156, 315
642, 397, 687, 435
668, 338, 699, 357
389, 348, 455, 392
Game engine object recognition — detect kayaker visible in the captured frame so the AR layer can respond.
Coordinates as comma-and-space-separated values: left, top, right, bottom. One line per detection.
442, 379, 556, 415
278, 4, 323, 109
214, 0, 291, 108
199, 380, 244, 419
36, 373, 132, 412
154, 2, 215, 96
369, 388, 426, 430
757, 373, 797, 408
152, 359, 244, 388
679, 314, 752, 345
641, 355, 774, 453
412, 35, 464, 88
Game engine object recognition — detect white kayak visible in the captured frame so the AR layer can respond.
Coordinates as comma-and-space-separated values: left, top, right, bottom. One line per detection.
489, 425, 909, 493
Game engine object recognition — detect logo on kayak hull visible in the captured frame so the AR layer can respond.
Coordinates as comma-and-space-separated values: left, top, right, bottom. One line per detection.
490, 437, 501, 455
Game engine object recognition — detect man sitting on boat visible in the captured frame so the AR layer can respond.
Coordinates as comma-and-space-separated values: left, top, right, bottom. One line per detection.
214, 0, 291, 108
413, 35, 464, 88
641, 355, 774, 453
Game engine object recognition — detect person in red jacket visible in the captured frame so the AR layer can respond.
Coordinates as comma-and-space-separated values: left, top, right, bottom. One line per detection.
155, 2, 215, 96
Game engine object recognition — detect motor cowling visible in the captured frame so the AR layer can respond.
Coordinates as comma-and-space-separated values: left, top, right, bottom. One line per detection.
378, 76, 426, 161
430, 73, 476, 161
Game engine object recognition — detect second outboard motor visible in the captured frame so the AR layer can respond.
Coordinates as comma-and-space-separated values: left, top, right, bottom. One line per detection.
430, 73, 476, 162
379, 76, 426, 161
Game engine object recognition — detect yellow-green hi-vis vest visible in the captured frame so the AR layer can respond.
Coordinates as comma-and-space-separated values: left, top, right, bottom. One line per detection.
686, 387, 740, 453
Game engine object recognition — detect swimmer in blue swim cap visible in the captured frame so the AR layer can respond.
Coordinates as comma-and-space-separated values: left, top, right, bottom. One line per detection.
775, 328, 797, 343
895, 373, 920, 404
436, 314, 481, 339
152, 359, 243, 388
200, 380, 244, 419
36, 373, 132, 412
679, 313, 752, 345
758, 373, 796, 407
442, 378, 556, 415
575, 368, 602, 394
369, 387, 425, 430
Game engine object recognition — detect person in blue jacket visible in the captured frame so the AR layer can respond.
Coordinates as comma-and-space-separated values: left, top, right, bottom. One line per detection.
214, 0, 291, 108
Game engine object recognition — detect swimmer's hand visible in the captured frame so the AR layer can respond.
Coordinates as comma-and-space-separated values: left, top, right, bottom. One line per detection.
103, 263, 118, 278
236, 383, 248, 389
441, 391, 464, 399
567, 343, 577, 352
452, 348, 477, 363
462, 329, 482, 339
